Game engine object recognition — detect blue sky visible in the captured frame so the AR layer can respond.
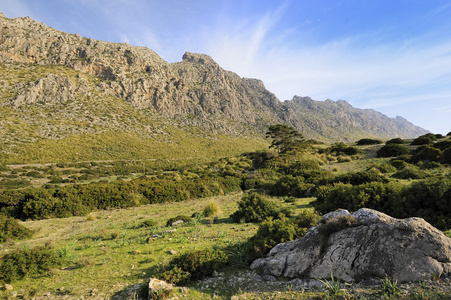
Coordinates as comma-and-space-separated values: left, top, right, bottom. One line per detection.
2, 0, 451, 134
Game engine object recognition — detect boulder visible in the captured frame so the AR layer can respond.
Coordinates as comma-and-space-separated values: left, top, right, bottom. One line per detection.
250, 208, 451, 283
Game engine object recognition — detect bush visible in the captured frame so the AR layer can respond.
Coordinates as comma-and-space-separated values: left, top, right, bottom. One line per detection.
390, 159, 410, 170
434, 140, 451, 150
244, 210, 320, 262
386, 138, 405, 144
411, 146, 441, 162
270, 175, 314, 198
313, 178, 451, 229
392, 166, 427, 179
332, 170, 388, 185
411, 134, 436, 145
377, 144, 410, 157
441, 147, 451, 164
230, 193, 278, 223
202, 201, 221, 217
313, 181, 404, 217
166, 215, 191, 227
138, 219, 158, 228
368, 163, 396, 173
161, 249, 228, 283
0, 215, 33, 243
0, 247, 63, 283
321, 143, 363, 156
356, 138, 383, 145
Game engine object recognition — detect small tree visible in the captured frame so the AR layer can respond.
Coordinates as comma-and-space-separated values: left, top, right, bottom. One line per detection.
266, 124, 304, 153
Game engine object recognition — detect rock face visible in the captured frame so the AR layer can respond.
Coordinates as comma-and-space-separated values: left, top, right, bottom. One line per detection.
0, 12, 428, 141
250, 208, 451, 283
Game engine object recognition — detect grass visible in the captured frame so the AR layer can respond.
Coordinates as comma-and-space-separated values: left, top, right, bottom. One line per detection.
0, 193, 257, 298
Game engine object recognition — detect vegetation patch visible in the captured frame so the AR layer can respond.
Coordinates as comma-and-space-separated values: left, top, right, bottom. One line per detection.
0, 246, 63, 283
0, 215, 33, 243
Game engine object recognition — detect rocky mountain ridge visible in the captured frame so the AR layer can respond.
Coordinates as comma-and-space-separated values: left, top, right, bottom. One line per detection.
0, 11, 428, 146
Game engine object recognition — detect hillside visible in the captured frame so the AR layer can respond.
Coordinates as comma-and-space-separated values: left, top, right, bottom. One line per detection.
0, 12, 428, 163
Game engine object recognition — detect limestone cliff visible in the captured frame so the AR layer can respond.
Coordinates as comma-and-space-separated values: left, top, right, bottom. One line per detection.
0, 12, 428, 142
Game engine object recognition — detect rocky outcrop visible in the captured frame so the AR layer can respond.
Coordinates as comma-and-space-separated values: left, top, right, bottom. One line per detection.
13, 73, 90, 106
251, 208, 451, 283
0, 12, 428, 140
282, 96, 428, 141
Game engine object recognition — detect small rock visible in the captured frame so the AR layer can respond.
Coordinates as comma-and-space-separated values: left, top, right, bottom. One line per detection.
171, 220, 184, 226
3, 284, 13, 291
169, 249, 177, 255
11, 291, 17, 298
148, 278, 173, 299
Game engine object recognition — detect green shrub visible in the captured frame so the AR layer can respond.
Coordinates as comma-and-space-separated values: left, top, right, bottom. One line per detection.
313, 181, 404, 217
166, 215, 191, 227
0, 246, 63, 283
202, 200, 221, 217
356, 138, 383, 145
230, 193, 277, 223
421, 161, 443, 170
434, 140, 451, 150
441, 147, 451, 164
411, 134, 436, 145
377, 144, 410, 157
0, 215, 33, 243
368, 163, 397, 173
138, 219, 158, 228
386, 138, 405, 144
332, 170, 388, 185
244, 211, 320, 262
161, 249, 228, 283
321, 143, 363, 156
270, 175, 314, 197
245, 215, 298, 262
313, 178, 451, 229
392, 166, 427, 179
411, 146, 441, 162
390, 159, 410, 170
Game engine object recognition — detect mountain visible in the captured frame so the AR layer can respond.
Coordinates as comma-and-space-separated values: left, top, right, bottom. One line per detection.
0, 12, 428, 163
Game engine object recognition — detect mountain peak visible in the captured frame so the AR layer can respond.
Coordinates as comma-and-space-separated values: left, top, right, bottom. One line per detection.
0, 12, 429, 144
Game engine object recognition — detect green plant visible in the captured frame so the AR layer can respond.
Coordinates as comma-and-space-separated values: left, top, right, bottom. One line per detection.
244, 210, 320, 262
356, 138, 383, 145
319, 270, 346, 299
161, 248, 228, 284
0, 215, 33, 243
386, 138, 405, 144
138, 219, 158, 228
380, 276, 400, 299
230, 193, 278, 223
202, 200, 221, 217
166, 215, 192, 227
411, 134, 436, 145
377, 144, 410, 157
0, 246, 63, 283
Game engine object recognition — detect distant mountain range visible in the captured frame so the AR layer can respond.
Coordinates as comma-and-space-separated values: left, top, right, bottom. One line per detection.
0, 11, 428, 163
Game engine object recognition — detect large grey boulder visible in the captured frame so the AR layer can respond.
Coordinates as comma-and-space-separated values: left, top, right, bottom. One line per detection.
250, 208, 451, 283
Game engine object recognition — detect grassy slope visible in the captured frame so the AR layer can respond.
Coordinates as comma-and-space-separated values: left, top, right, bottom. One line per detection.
0, 193, 315, 299
0, 63, 269, 164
